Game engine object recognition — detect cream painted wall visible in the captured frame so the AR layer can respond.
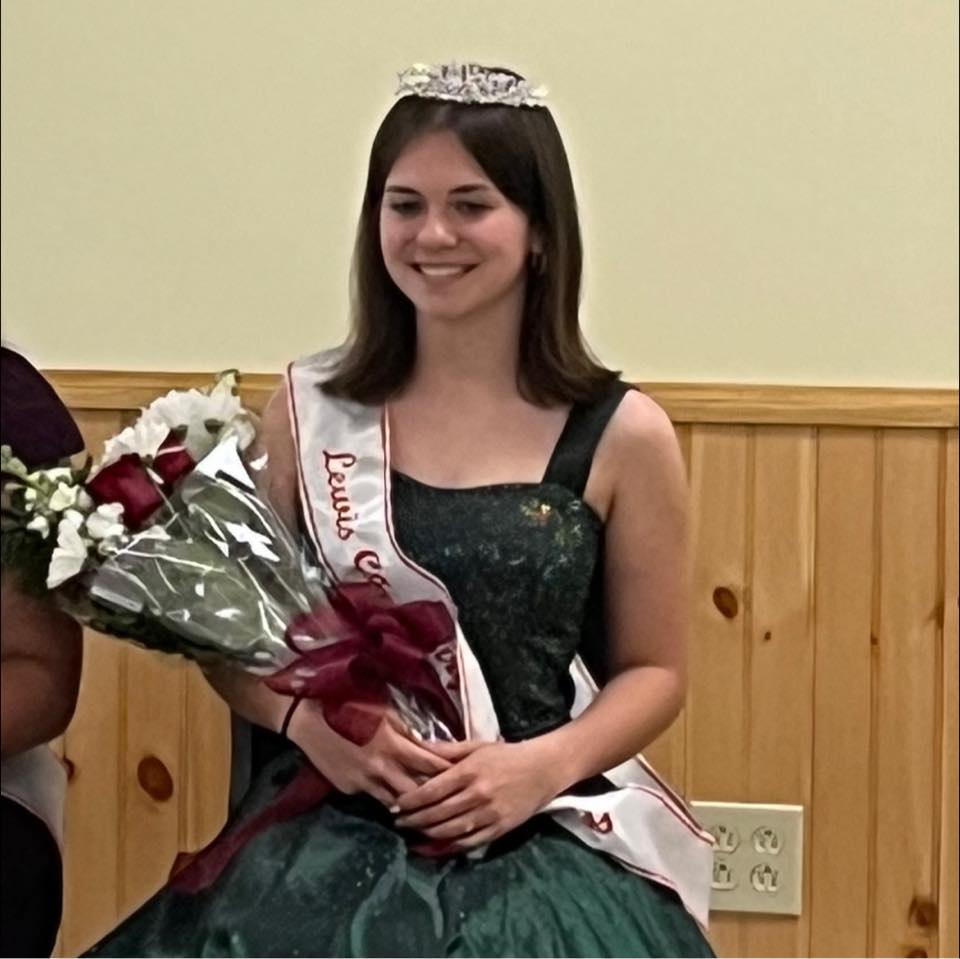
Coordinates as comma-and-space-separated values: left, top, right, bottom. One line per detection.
2, 0, 957, 386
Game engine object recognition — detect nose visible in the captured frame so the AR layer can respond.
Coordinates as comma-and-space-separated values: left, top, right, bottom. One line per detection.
416, 209, 457, 248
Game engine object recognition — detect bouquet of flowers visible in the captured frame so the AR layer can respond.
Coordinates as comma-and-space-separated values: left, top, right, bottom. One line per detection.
0, 373, 465, 885
2, 376, 310, 663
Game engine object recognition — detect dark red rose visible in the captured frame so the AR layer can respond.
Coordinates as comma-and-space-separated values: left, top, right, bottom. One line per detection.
152, 434, 195, 490
86, 453, 164, 531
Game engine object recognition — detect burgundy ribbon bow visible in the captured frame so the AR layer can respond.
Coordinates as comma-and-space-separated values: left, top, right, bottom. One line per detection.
265, 581, 464, 744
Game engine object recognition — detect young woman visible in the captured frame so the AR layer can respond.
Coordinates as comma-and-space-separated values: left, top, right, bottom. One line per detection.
89, 63, 714, 958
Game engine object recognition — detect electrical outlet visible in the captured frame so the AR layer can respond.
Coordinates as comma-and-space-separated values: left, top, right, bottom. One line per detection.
690, 801, 803, 915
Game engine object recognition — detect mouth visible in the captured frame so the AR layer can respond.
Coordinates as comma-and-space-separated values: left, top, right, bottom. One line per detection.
412, 263, 477, 278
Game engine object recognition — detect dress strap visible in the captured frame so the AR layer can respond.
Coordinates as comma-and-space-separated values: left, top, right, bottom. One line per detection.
541, 380, 633, 498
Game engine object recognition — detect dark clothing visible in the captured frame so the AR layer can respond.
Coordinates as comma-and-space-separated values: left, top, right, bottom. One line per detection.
0, 797, 63, 958
1, 347, 83, 955
0, 347, 83, 469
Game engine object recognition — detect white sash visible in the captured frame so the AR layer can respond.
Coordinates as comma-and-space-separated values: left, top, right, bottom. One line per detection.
286, 349, 713, 927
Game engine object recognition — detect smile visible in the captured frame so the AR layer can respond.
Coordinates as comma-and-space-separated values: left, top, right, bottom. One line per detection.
413, 264, 477, 278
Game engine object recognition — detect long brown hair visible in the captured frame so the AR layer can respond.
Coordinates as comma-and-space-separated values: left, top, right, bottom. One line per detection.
323, 81, 618, 406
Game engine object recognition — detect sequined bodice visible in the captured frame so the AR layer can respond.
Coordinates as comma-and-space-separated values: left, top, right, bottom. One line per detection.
391, 474, 603, 741
386, 379, 630, 740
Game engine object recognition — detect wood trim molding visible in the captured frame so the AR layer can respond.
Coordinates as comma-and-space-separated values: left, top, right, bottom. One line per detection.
45, 370, 280, 413
642, 382, 958, 428
44, 369, 959, 428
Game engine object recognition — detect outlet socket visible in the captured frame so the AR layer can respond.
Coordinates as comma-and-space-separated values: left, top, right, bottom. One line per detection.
690, 801, 803, 915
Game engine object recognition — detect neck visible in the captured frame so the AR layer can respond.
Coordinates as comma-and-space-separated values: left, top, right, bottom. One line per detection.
407, 291, 525, 402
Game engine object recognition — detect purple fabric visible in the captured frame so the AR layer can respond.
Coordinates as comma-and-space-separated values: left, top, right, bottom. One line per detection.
1, 348, 83, 467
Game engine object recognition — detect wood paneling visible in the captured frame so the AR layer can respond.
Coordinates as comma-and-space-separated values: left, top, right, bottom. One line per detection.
940, 432, 959, 959
120, 652, 185, 916
686, 425, 752, 959
809, 429, 874, 957
743, 429, 817, 958
45, 372, 959, 957
873, 432, 941, 959
180, 664, 231, 853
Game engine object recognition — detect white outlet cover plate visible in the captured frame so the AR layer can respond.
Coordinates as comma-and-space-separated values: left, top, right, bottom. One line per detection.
690, 801, 804, 916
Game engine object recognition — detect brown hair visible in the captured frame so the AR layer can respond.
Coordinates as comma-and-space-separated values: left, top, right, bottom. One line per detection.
323, 82, 618, 406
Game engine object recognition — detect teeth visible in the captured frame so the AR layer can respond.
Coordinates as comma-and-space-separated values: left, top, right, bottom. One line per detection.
419, 265, 465, 277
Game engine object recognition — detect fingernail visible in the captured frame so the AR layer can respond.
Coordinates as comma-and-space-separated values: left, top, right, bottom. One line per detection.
389, 804, 400, 814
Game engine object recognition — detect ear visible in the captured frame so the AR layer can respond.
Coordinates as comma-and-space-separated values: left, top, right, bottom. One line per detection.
529, 228, 544, 255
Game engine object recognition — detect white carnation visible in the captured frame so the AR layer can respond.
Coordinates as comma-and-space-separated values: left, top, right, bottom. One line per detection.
85, 503, 126, 541
62, 508, 86, 530
49, 482, 80, 512
47, 519, 90, 588
96, 414, 170, 474
26, 515, 51, 538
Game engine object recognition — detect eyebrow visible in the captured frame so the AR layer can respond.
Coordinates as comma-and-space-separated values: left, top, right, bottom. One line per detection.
383, 183, 494, 196
450, 183, 493, 194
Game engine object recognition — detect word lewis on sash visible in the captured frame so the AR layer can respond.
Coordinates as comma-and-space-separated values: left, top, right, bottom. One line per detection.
323, 449, 391, 592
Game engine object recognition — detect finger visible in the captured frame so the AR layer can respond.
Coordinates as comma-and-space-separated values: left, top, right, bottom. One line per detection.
383, 710, 414, 738
395, 791, 480, 830
419, 810, 496, 842
455, 824, 500, 850
390, 734, 454, 776
394, 766, 470, 813
377, 762, 421, 798
421, 739, 486, 761
364, 782, 397, 808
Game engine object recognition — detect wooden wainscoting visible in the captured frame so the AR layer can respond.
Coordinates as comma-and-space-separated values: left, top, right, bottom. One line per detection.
45, 371, 959, 959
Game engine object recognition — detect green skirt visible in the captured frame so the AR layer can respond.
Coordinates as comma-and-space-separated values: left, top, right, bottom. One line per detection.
86, 750, 714, 958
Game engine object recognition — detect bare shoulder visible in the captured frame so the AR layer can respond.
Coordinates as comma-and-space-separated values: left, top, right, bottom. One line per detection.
586, 389, 685, 521
608, 389, 678, 452
599, 389, 684, 486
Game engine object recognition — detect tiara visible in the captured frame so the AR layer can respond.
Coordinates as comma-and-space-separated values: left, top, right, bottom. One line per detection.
395, 62, 548, 109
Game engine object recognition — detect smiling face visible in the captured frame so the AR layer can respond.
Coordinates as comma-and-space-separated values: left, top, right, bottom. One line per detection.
379, 130, 536, 325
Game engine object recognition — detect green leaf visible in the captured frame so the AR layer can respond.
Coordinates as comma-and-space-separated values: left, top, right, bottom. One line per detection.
0, 526, 55, 596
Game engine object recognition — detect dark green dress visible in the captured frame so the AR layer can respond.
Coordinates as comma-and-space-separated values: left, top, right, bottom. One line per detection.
86, 384, 714, 958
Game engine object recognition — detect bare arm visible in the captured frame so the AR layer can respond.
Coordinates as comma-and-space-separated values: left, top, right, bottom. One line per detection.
537, 390, 690, 788
1, 572, 83, 757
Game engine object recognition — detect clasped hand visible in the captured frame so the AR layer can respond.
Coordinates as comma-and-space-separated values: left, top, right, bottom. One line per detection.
288, 703, 451, 808
289, 703, 563, 849
393, 737, 562, 849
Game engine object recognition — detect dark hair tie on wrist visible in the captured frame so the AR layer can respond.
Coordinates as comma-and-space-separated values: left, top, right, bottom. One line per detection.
280, 696, 304, 739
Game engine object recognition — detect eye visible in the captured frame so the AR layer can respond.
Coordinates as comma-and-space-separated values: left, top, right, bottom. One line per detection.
386, 200, 422, 216
453, 201, 490, 216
